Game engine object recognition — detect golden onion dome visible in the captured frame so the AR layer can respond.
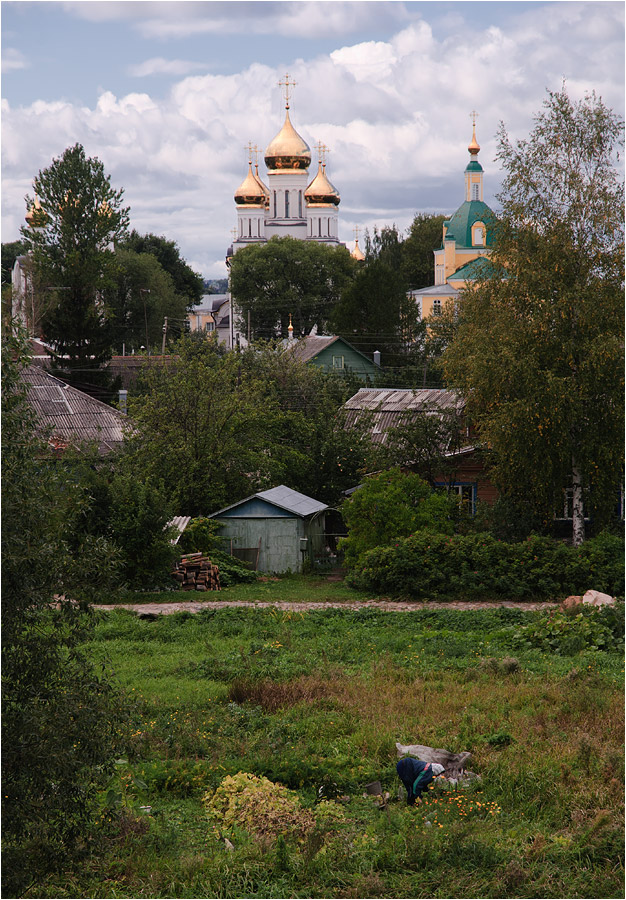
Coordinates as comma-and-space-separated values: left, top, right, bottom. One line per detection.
351, 237, 365, 261
265, 109, 311, 171
468, 120, 480, 155
253, 163, 270, 208
305, 162, 340, 206
25, 195, 48, 227
234, 163, 267, 206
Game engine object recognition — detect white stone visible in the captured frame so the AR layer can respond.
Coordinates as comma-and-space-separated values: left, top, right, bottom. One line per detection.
582, 590, 615, 607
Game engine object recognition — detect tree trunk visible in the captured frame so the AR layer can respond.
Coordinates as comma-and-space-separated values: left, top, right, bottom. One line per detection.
571, 454, 585, 547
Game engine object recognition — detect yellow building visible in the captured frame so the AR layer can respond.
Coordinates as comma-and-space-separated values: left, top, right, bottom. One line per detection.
411, 120, 494, 319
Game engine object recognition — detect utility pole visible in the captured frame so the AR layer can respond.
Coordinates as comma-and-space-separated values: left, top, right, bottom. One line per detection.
161, 316, 168, 355
140, 288, 150, 356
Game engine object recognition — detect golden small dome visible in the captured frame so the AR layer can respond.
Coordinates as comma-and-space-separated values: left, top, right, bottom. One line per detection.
253, 163, 270, 208
305, 162, 340, 207
351, 237, 365, 261
468, 120, 480, 155
265, 109, 311, 171
235, 163, 267, 206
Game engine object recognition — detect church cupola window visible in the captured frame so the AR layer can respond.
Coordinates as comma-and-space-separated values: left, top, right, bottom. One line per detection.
285, 191, 290, 218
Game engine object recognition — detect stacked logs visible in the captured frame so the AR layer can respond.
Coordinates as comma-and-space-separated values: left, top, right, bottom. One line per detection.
172, 552, 221, 591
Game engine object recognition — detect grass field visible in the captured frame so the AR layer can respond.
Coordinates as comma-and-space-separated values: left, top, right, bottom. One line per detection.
34, 581, 624, 899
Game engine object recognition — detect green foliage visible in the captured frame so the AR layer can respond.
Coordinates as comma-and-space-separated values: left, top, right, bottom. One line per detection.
203, 772, 317, 844
511, 605, 624, 655
118, 229, 204, 307
402, 213, 446, 289
444, 88, 625, 545
21, 143, 130, 370
1, 239, 27, 285
229, 236, 356, 340
1, 332, 126, 895
348, 531, 624, 600
340, 469, 456, 567
331, 257, 423, 368
178, 517, 223, 556
108, 248, 189, 354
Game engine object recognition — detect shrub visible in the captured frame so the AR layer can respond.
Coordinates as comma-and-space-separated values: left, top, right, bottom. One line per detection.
511, 605, 625, 655
203, 771, 315, 845
339, 469, 455, 568
347, 531, 624, 600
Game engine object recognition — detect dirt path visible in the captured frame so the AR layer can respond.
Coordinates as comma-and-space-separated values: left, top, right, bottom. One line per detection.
94, 599, 557, 616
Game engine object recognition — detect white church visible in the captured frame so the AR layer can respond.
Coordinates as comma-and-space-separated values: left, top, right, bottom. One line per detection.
230, 74, 344, 255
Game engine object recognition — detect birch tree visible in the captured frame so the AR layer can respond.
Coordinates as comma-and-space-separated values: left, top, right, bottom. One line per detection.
444, 88, 624, 545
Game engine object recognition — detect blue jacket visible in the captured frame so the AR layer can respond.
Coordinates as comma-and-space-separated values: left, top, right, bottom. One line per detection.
397, 757, 434, 805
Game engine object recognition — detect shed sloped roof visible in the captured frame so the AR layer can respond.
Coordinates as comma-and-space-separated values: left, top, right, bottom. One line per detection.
343, 388, 466, 446
210, 485, 327, 519
20, 365, 127, 454
288, 334, 376, 369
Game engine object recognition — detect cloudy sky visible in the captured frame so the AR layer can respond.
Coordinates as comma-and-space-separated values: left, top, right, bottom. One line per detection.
2, 1, 624, 279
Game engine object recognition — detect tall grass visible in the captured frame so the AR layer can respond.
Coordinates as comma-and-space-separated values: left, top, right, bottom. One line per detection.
31, 603, 624, 899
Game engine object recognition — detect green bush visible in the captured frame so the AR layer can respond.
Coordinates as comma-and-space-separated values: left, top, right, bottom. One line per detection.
511, 605, 624, 655
347, 531, 624, 600
339, 469, 455, 568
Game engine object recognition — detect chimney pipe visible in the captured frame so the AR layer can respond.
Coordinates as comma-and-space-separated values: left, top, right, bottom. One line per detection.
118, 389, 128, 415
373, 350, 381, 366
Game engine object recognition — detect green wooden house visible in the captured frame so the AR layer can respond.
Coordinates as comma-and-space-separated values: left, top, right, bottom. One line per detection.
288, 335, 379, 381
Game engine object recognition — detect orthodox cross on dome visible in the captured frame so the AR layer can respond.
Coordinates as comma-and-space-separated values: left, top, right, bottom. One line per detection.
244, 140, 256, 164
314, 141, 329, 165
470, 109, 479, 127
278, 72, 297, 109
354, 225, 361, 241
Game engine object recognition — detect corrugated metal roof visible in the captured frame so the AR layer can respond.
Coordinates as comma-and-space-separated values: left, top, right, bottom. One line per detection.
288, 335, 340, 363
210, 485, 327, 519
20, 365, 128, 454
343, 388, 465, 445
168, 516, 192, 544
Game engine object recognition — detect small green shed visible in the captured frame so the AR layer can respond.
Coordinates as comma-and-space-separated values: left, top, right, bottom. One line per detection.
209, 485, 328, 574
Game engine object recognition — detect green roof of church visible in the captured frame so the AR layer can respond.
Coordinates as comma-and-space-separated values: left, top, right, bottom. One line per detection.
447, 255, 494, 282
443, 200, 494, 249
465, 160, 483, 172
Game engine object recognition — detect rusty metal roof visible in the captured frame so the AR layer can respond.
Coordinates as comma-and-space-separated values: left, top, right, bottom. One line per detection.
343, 388, 466, 445
20, 365, 128, 454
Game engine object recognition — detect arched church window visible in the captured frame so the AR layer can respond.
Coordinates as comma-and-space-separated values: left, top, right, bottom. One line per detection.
285, 191, 290, 218
318, 219, 322, 238
474, 225, 484, 246
273, 192, 277, 217
248, 219, 252, 238
298, 192, 302, 218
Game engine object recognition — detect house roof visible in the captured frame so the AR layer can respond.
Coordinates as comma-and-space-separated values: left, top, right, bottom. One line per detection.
409, 283, 459, 298
19, 364, 127, 454
288, 334, 377, 368
210, 484, 327, 518
343, 388, 466, 446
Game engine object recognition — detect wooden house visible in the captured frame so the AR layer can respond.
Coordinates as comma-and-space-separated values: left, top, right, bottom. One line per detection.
342, 387, 497, 512
288, 334, 379, 381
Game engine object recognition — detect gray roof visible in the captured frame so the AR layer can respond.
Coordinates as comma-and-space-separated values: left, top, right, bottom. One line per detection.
211, 485, 327, 518
20, 365, 127, 454
289, 334, 341, 363
343, 388, 465, 445
409, 284, 459, 297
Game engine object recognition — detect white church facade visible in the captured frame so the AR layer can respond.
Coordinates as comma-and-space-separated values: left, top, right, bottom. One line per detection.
231, 74, 341, 256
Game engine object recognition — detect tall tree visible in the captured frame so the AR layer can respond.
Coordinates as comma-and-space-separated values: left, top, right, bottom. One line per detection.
229, 236, 356, 340
119, 230, 204, 307
20, 144, 130, 372
331, 258, 423, 369
444, 88, 624, 545
1, 331, 125, 894
108, 248, 189, 354
402, 213, 446, 289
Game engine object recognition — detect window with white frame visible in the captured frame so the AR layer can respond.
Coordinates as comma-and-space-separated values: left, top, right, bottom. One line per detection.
332, 355, 345, 369
432, 298, 442, 316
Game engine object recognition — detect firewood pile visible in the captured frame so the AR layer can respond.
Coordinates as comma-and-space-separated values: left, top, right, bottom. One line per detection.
172, 552, 221, 591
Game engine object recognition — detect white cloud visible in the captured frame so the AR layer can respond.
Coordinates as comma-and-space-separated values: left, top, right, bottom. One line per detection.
2, 47, 29, 73
3, 2, 624, 278
128, 58, 212, 78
